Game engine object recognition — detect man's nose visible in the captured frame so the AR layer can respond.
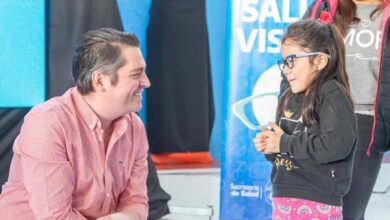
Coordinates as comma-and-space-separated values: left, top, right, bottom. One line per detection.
141, 72, 151, 88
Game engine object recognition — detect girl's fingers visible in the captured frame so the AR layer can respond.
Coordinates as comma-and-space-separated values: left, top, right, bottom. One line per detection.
256, 133, 265, 138
254, 141, 267, 152
256, 146, 265, 152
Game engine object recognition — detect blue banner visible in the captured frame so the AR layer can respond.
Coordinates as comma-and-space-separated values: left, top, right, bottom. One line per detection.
220, 1, 312, 219
0, 0, 45, 107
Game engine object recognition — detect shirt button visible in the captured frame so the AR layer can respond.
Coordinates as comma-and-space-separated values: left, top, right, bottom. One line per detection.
106, 193, 110, 197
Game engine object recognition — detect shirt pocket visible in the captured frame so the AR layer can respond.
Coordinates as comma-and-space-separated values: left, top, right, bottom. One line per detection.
111, 157, 129, 197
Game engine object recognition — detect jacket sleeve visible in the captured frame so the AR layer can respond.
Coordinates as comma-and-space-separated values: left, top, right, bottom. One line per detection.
264, 153, 277, 162
279, 84, 357, 164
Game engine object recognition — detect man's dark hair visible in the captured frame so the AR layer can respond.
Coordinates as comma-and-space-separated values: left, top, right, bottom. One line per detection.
72, 28, 140, 94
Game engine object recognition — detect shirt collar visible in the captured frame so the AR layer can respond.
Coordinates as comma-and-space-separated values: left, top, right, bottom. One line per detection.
71, 87, 99, 131
71, 87, 131, 133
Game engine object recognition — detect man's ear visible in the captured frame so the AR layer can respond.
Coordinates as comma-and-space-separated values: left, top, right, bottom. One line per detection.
91, 71, 109, 92
315, 53, 329, 71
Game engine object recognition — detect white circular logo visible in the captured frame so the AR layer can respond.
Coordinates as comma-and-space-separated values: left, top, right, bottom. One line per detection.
251, 65, 282, 126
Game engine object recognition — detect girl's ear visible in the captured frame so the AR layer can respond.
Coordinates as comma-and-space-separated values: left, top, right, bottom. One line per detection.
314, 53, 329, 71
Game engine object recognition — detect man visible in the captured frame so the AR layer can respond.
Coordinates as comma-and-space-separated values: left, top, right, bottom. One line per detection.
0, 28, 151, 220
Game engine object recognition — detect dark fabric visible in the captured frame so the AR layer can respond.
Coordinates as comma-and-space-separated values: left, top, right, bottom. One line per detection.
146, 0, 214, 153
146, 152, 170, 220
273, 80, 357, 206
48, 0, 123, 98
373, 17, 390, 152
0, 108, 30, 191
342, 114, 384, 220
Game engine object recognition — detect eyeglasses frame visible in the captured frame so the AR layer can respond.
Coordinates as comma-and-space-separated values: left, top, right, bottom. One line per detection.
277, 52, 331, 72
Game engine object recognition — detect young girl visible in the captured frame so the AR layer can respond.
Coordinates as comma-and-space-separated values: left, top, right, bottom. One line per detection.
304, 1, 390, 219
253, 19, 357, 219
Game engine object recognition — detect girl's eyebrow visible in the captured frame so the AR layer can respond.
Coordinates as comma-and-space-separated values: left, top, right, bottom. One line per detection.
282, 54, 295, 59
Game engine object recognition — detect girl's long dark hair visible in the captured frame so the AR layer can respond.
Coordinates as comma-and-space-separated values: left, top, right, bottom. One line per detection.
277, 19, 353, 126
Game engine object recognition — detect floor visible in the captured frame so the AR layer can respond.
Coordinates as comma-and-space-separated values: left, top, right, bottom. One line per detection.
365, 162, 390, 220
158, 168, 220, 220
157, 161, 390, 220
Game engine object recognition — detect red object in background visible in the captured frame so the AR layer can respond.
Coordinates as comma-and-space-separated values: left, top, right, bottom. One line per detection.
319, 11, 332, 24
152, 152, 213, 165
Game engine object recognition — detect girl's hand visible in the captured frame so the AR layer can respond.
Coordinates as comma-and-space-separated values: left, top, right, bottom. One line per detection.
253, 128, 268, 153
257, 122, 284, 154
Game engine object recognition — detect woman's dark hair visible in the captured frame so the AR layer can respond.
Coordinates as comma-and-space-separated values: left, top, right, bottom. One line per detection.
311, 0, 385, 36
277, 19, 353, 126
333, 0, 359, 36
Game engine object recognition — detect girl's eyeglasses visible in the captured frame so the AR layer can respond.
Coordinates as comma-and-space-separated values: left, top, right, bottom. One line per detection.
277, 52, 330, 72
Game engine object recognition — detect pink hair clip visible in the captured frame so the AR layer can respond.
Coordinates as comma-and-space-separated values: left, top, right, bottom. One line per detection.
319, 11, 332, 24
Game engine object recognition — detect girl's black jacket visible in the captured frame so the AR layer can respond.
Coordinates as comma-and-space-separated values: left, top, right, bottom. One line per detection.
267, 80, 357, 206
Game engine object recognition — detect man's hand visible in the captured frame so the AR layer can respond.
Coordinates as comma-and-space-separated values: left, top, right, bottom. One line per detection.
253, 122, 283, 154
